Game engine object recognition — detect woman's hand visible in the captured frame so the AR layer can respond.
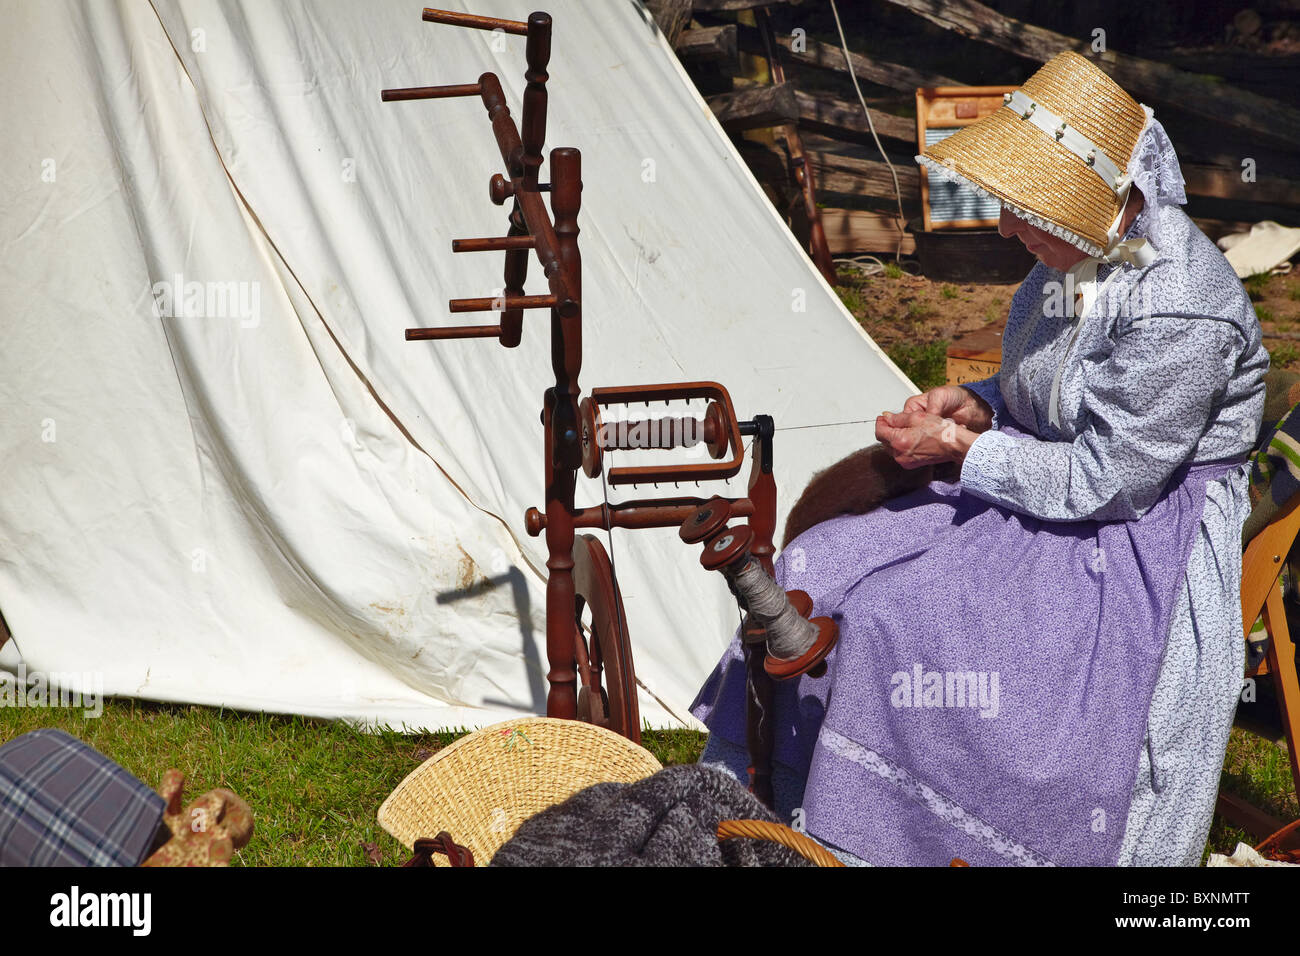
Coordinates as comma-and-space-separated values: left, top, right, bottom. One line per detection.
902, 385, 994, 433
876, 409, 978, 469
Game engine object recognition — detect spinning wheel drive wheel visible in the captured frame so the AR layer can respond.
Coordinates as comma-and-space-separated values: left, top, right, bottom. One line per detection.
572, 534, 640, 744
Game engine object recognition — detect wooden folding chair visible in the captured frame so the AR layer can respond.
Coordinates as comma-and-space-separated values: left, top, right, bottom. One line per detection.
1216, 368, 1300, 839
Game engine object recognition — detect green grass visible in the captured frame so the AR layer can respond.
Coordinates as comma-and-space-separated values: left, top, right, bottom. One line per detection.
1256, 305, 1275, 324
1207, 727, 1299, 861
906, 301, 936, 323
0, 701, 457, 866
834, 284, 867, 315
640, 727, 706, 766
1, 698, 1290, 866
883, 261, 904, 280
1270, 342, 1299, 368
940, 284, 958, 300
1289, 286, 1300, 302
1245, 274, 1270, 302
1219, 727, 1298, 818
0, 700, 704, 867
887, 338, 949, 391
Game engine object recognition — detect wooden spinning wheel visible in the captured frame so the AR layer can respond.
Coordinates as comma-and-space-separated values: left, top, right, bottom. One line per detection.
572, 534, 638, 742
381, 7, 816, 810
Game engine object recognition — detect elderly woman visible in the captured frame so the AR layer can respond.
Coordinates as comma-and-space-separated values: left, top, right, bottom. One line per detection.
690, 51, 1268, 866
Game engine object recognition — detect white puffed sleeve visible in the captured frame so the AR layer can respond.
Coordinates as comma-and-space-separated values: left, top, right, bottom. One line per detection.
959, 315, 1240, 521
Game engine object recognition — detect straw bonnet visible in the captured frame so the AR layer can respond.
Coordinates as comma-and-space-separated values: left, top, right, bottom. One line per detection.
377, 716, 662, 865
917, 50, 1149, 259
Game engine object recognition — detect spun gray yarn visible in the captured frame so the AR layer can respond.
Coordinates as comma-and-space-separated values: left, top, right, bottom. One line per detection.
732, 559, 817, 660
489, 764, 814, 867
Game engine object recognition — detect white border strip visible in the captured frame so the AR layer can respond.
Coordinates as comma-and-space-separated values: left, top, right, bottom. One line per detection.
820, 726, 1058, 866
1005, 90, 1123, 192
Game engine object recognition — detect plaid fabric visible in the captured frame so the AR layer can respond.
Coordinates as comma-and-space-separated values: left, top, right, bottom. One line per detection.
0, 729, 164, 867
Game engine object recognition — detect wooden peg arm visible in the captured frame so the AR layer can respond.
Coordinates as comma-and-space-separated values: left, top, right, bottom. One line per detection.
405, 325, 502, 341
381, 83, 482, 102
421, 8, 529, 35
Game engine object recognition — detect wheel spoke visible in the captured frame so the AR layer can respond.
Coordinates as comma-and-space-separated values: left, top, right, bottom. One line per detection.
571, 534, 640, 742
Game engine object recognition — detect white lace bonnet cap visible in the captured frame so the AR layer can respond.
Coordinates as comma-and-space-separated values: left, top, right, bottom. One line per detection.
916, 50, 1185, 260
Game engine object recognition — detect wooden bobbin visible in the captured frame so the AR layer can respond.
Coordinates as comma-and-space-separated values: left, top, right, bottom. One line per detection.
763, 615, 837, 681
700, 526, 753, 573
786, 589, 813, 618
702, 401, 728, 460
584, 403, 732, 481
750, 589, 832, 678
580, 396, 603, 478
678, 496, 732, 546
680, 501, 837, 681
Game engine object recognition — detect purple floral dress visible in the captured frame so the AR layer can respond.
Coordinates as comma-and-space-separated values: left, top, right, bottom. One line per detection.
692, 135, 1268, 866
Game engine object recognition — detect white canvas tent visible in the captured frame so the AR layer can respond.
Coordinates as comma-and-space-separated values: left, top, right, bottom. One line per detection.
0, 0, 916, 730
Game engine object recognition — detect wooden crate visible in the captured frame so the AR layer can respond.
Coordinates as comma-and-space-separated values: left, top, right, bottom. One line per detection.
946, 325, 1003, 386
916, 86, 1015, 232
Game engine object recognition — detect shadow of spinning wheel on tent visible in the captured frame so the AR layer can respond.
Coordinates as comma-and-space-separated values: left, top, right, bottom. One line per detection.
428, 536, 653, 743
438, 567, 547, 715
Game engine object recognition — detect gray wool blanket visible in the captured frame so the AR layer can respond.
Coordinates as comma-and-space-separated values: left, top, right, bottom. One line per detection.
489, 764, 814, 867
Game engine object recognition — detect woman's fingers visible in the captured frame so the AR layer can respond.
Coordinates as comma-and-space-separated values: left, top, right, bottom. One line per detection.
875, 416, 897, 453
877, 414, 921, 466
933, 386, 969, 419
880, 410, 925, 430
904, 387, 957, 416
877, 412, 952, 469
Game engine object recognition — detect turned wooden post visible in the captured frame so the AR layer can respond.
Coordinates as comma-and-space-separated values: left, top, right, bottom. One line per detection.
499, 11, 553, 347
543, 145, 583, 720
744, 416, 778, 808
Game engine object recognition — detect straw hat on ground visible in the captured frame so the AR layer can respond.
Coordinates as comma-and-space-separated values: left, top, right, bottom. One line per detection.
917, 50, 1148, 258
377, 716, 662, 865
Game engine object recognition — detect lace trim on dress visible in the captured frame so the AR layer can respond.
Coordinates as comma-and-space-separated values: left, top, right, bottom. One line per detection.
819, 726, 1058, 866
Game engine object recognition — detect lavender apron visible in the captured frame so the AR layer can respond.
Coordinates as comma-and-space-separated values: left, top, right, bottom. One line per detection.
690, 421, 1244, 866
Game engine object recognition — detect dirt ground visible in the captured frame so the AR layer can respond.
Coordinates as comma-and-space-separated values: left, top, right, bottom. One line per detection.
836, 266, 1018, 350
834, 263, 1300, 388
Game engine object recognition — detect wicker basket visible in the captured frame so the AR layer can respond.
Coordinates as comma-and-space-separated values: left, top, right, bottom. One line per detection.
378, 716, 662, 865
716, 819, 846, 867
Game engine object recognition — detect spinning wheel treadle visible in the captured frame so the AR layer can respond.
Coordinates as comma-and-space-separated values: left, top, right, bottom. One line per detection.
572, 534, 639, 743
